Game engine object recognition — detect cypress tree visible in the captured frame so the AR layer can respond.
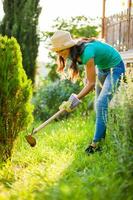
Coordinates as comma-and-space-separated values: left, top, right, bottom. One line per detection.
0, 36, 34, 161
0, 0, 41, 83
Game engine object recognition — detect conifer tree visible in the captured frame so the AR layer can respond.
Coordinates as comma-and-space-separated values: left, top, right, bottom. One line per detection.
0, 36, 33, 161
0, 0, 41, 83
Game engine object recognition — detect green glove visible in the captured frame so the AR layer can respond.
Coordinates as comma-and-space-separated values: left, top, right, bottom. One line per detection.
59, 94, 81, 112
59, 101, 72, 112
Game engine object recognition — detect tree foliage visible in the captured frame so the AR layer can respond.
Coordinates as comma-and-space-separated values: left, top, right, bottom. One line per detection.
0, 0, 41, 83
53, 16, 99, 38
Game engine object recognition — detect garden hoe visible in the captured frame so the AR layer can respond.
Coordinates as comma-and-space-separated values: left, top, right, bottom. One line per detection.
25, 94, 81, 147
25, 109, 65, 147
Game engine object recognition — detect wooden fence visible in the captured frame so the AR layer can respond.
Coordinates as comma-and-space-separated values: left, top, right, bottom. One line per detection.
105, 8, 133, 51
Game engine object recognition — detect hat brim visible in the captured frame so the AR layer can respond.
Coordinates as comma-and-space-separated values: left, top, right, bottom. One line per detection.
51, 40, 77, 52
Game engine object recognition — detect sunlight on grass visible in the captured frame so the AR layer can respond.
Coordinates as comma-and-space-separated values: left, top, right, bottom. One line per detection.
0, 114, 94, 199
0, 144, 75, 199
1, 112, 131, 200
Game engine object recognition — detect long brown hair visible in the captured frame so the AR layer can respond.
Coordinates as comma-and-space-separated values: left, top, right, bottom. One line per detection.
56, 37, 95, 81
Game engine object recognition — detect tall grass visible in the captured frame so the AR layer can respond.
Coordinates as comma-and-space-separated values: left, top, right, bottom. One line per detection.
107, 69, 133, 199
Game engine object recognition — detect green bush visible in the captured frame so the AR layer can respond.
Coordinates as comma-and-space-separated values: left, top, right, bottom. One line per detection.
0, 36, 34, 161
107, 70, 133, 198
33, 79, 83, 121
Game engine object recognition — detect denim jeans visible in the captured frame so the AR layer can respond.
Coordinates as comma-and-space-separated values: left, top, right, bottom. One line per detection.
93, 61, 125, 142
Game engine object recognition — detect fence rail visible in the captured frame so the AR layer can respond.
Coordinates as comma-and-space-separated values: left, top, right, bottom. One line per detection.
105, 8, 133, 51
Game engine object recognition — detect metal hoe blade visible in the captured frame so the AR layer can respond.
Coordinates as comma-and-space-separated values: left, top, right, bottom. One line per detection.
25, 135, 36, 147
25, 109, 65, 147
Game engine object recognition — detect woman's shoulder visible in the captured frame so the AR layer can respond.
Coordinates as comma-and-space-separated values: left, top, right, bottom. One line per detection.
83, 41, 97, 50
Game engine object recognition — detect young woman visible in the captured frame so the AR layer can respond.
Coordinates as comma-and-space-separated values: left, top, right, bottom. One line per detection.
50, 30, 125, 154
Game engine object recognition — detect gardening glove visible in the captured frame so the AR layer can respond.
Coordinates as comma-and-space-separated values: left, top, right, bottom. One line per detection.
59, 101, 72, 112
59, 93, 81, 112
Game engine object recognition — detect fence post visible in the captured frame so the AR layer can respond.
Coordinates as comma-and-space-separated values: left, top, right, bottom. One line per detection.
119, 19, 121, 51
127, 0, 132, 49
102, 0, 106, 39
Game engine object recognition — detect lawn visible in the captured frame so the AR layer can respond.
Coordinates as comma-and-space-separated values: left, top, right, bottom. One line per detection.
0, 112, 132, 200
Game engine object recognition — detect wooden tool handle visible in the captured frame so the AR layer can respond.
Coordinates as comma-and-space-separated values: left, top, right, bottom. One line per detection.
32, 109, 65, 135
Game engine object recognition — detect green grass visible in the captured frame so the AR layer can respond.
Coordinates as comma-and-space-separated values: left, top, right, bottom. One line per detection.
0, 112, 132, 200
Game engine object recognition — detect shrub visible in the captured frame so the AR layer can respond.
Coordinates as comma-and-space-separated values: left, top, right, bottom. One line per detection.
33, 79, 82, 121
108, 70, 133, 149
0, 36, 34, 161
108, 70, 133, 198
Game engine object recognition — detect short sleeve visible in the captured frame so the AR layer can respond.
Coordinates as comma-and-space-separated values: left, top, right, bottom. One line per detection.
80, 44, 95, 64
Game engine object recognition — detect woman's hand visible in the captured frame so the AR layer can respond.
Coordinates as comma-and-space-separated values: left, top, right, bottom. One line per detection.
59, 101, 72, 112
59, 93, 81, 112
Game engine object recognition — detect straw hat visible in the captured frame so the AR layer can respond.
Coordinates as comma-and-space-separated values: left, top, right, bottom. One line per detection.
50, 30, 77, 51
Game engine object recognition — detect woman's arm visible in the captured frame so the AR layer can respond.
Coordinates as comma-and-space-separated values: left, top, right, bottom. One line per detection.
77, 58, 96, 100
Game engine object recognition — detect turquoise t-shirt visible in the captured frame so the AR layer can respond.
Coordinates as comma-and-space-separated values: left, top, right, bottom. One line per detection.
80, 41, 122, 69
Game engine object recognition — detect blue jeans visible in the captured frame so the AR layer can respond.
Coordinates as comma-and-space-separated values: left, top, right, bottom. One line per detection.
93, 61, 125, 142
